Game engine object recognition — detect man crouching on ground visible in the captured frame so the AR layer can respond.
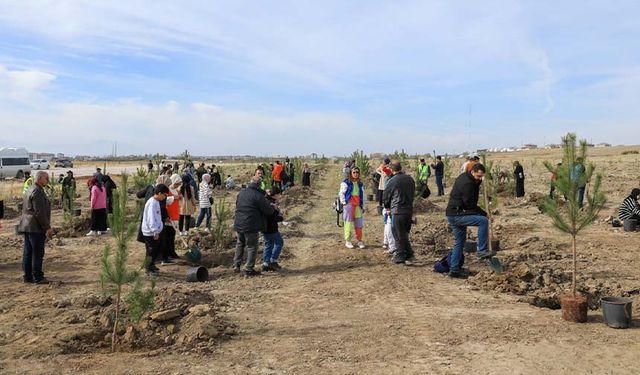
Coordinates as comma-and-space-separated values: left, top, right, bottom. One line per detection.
445, 163, 491, 279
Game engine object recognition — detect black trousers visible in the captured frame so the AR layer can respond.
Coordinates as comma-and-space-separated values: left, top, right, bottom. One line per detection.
179, 215, 192, 232
143, 235, 161, 269
161, 224, 177, 260
91, 208, 108, 231
392, 213, 414, 260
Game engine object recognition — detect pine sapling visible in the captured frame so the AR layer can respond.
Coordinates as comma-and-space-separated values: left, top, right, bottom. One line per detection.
213, 195, 232, 248
540, 133, 606, 297
100, 173, 155, 352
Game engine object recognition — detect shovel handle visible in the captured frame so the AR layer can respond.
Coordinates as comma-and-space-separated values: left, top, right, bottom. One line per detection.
169, 220, 189, 247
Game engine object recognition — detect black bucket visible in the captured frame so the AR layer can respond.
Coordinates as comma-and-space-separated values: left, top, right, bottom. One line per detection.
623, 219, 637, 232
186, 266, 208, 282
74, 208, 82, 217
601, 297, 633, 329
367, 194, 374, 202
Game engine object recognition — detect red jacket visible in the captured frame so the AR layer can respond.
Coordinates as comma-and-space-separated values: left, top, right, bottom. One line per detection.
166, 191, 180, 221
272, 164, 284, 182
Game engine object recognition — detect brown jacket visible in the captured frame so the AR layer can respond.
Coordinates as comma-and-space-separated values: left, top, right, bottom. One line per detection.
18, 184, 51, 234
179, 185, 197, 216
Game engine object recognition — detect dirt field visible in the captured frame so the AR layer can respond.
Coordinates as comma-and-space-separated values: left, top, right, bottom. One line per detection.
1, 147, 640, 374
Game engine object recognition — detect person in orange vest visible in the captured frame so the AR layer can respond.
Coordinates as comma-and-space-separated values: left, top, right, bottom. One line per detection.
272, 161, 284, 190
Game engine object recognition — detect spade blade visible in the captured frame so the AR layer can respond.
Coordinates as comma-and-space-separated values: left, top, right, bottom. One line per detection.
486, 257, 504, 273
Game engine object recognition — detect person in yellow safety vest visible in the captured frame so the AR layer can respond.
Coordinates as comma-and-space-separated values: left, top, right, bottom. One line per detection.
22, 172, 34, 195
417, 158, 431, 198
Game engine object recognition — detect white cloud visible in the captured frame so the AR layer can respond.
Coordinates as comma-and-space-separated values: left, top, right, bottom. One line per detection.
0, 99, 477, 156
0, 64, 56, 100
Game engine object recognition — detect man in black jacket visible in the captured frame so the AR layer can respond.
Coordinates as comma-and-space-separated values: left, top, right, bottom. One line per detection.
446, 163, 491, 278
383, 161, 416, 265
17, 171, 53, 284
431, 156, 445, 196
233, 176, 275, 276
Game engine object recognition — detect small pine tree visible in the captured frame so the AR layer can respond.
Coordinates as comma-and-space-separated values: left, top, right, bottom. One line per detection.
213, 195, 232, 248
350, 150, 371, 180
540, 133, 606, 296
100, 173, 155, 352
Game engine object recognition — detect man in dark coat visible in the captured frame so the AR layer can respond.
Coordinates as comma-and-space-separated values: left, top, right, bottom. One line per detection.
17, 171, 53, 284
445, 163, 491, 278
103, 174, 117, 214
431, 156, 445, 196
233, 176, 275, 276
513, 161, 525, 198
61, 170, 76, 213
383, 161, 416, 265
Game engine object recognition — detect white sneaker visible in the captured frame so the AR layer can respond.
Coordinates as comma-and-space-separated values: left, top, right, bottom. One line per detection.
357, 242, 366, 249
96, 231, 102, 235
85, 230, 97, 236
345, 241, 354, 249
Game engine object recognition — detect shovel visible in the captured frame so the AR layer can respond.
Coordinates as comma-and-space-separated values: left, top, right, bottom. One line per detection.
170, 221, 201, 263
482, 180, 504, 273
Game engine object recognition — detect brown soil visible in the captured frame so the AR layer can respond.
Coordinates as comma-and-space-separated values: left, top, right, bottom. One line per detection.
1, 151, 640, 374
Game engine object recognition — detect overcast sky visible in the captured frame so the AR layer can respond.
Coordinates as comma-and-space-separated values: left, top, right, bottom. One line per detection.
0, 1, 638, 156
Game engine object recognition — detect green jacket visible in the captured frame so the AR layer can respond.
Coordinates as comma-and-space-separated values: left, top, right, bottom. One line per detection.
417, 164, 430, 182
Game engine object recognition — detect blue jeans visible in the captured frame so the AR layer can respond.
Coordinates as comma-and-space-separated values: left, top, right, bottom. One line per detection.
435, 175, 444, 196
447, 215, 490, 272
196, 207, 211, 228
578, 187, 586, 208
263, 232, 284, 263
23, 233, 46, 281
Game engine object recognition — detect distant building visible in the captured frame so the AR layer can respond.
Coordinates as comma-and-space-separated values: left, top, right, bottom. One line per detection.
29, 152, 55, 161
595, 143, 612, 148
522, 144, 538, 150
544, 144, 561, 149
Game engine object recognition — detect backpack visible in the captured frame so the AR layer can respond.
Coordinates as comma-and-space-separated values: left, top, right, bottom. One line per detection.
372, 172, 381, 186
434, 250, 464, 273
421, 185, 431, 199
333, 197, 344, 227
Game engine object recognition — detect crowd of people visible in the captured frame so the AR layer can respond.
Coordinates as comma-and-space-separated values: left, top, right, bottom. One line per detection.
13, 153, 640, 284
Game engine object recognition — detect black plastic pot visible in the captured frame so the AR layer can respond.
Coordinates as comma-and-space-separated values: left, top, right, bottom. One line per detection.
186, 266, 208, 282
601, 297, 633, 329
0, 200, 4, 219
74, 208, 82, 217
367, 194, 374, 202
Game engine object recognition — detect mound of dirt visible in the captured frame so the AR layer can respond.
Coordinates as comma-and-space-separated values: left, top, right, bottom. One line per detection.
57, 285, 234, 354
279, 186, 314, 209
411, 218, 453, 254
413, 199, 444, 213
0, 236, 23, 250
53, 217, 92, 238
469, 252, 640, 310
2, 205, 20, 220
185, 230, 235, 251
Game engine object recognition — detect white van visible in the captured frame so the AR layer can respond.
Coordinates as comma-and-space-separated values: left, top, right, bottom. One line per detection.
0, 147, 32, 179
